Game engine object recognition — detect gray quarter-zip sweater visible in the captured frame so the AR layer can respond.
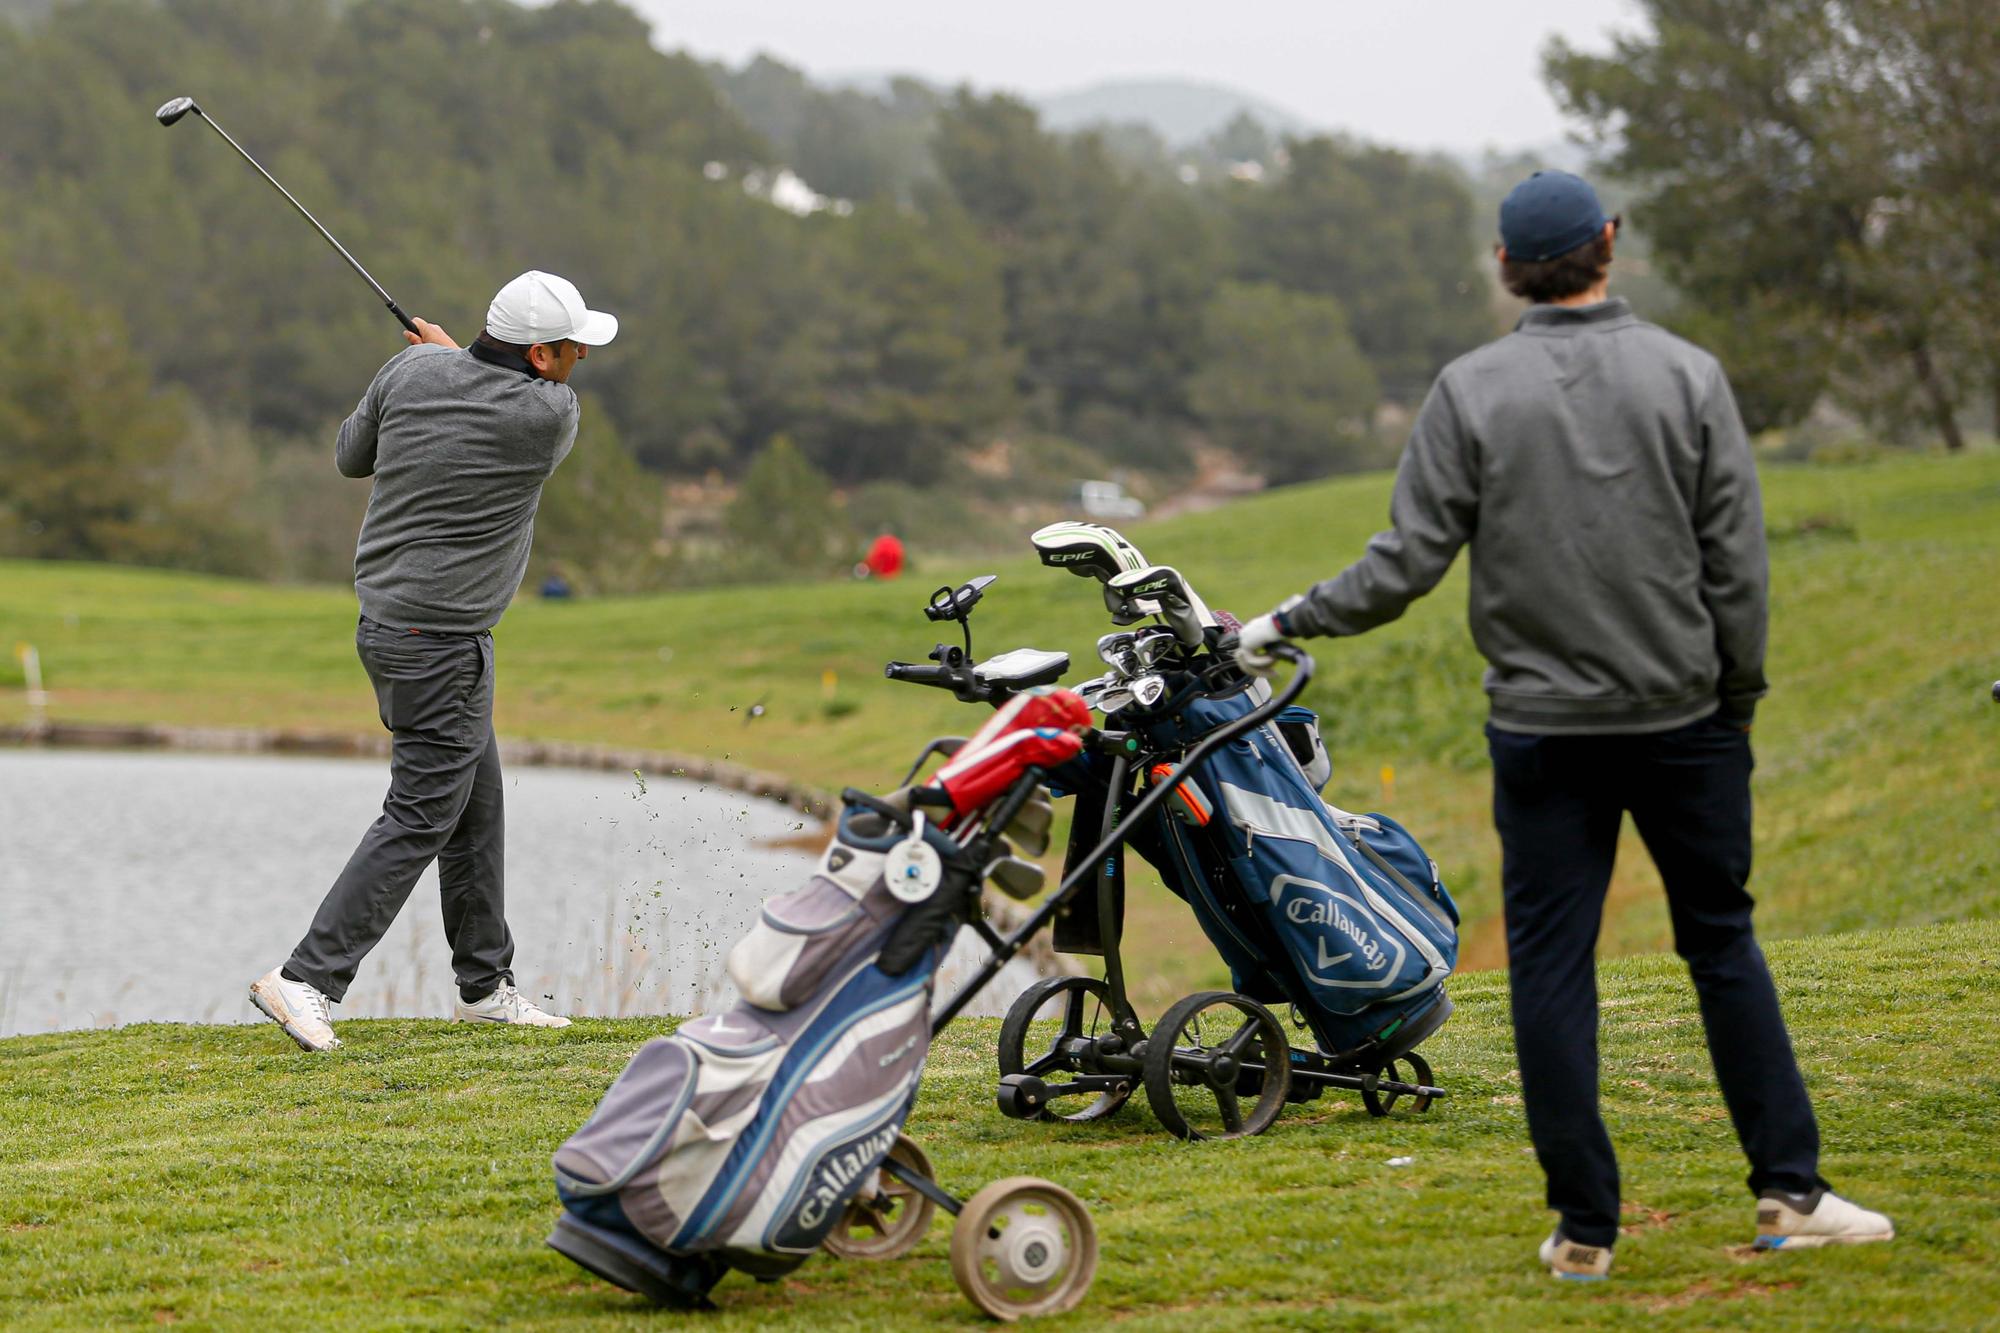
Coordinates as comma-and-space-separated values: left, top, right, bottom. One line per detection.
1278, 298, 1768, 734
336, 343, 580, 633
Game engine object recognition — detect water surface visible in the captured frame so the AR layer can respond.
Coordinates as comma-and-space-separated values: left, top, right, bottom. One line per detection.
0, 750, 1034, 1038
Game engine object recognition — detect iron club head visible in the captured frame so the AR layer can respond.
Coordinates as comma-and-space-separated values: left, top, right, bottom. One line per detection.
1095, 683, 1137, 715
154, 96, 198, 126
1074, 672, 1120, 710
1132, 626, 1180, 670
1095, 631, 1139, 678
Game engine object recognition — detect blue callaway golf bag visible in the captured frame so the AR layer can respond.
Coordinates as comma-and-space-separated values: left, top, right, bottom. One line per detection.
1123, 688, 1460, 1061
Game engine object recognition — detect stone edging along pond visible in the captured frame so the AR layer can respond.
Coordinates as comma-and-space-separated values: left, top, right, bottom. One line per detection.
0, 718, 836, 816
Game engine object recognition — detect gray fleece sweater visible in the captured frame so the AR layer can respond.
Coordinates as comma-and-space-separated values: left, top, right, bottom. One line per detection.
1278, 298, 1768, 734
337, 343, 580, 634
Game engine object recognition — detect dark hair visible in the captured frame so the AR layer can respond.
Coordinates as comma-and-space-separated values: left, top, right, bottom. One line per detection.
475, 330, 533, 356
1500, 217, 1619, 303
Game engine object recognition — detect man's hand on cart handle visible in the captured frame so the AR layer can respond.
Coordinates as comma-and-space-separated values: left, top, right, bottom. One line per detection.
1230, 605, 1293, 678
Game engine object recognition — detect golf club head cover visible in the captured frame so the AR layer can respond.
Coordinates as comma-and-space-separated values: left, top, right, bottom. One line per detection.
947, 688, 1089, 768
934, 727, 1083, 818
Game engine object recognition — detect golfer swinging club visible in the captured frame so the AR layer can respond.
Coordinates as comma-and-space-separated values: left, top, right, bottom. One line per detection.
1231, 172, 1892, 1274
251, 271, 618, 1051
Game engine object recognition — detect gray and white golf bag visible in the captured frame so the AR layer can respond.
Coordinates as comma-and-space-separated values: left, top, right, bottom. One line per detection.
547, 776, 1048, 1309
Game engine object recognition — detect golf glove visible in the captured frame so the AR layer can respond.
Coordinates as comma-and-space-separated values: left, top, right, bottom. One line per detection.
1234, 605, 1294, 678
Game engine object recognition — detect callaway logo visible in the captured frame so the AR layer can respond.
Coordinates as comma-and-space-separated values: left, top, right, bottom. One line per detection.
1286, 894, 1390, 972
793, 1124, 902, 1232
1273, 876, 1399, 980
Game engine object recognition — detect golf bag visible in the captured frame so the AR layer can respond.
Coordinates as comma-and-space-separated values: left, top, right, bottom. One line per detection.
1116, 685, 1459, 1060
550, 695, 1083, 1309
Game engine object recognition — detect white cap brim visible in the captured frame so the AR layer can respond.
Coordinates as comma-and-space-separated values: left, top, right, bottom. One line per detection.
573, 309, 618, 347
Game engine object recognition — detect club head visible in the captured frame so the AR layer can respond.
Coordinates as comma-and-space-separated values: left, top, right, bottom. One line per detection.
1107, 564, 1215, 648
1080, 668, 1128, 712
1129, 674, 1169, 709
1085, 523, 1149, 574
1108, 564, 1189, 610
1103, 583, 1155, 625
1132, 626, 1180, 669
1030, 520, 1150, 583
985, 855, 1047, 902
155, 96, 198, 127
1031, 522, 1128, 581
1095, 683, 1137, 715
1095, 632, 1139, 677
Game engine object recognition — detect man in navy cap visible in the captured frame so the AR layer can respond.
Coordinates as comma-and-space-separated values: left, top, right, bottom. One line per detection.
1231, 171, 1892, 1277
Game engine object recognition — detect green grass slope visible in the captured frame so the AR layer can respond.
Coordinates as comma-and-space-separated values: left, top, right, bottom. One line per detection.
3, 921, 1995, 1330
3, 450, 1996, 982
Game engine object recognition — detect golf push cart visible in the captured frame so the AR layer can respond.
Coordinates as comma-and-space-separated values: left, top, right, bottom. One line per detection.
882, 525, 1458, 1141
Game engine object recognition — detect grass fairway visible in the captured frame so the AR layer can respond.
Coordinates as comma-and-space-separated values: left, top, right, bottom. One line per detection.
3, 449, 1996, 985
3, 921, 1994, 1330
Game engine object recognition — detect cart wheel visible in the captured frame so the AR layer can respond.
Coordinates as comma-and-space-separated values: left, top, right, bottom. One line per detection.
948, 1177, 1097, 1321
821, 1134, 938, 1261
1141, 991, 1290, 1140
997, 976, 1133, 1123
1360, 1052, 1435, 1118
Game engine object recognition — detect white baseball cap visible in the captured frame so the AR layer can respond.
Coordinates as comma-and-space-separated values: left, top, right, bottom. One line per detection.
485, 270, 619, 347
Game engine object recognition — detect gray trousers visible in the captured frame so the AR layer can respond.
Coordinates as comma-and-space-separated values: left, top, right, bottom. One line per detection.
286, 617, 513, 1004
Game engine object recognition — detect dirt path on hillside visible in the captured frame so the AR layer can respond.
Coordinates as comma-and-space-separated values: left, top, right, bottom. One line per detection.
1147, 448, 1265, 521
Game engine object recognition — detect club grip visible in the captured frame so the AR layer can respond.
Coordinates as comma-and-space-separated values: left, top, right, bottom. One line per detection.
386, 299, 421, 338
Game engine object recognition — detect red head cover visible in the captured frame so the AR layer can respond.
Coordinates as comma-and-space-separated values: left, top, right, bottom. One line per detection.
933, 686, 1089, 819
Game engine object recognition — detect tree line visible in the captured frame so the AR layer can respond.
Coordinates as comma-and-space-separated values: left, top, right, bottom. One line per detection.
2, 0, 1988, 589
1546, 0, 1997, 445
0, 0, 1495, 585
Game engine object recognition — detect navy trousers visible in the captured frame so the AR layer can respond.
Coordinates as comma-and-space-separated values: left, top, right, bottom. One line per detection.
1487, 715, 1825, 1248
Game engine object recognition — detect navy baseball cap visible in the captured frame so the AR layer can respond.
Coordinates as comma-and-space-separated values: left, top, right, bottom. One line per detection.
1499, 170, 1609, 262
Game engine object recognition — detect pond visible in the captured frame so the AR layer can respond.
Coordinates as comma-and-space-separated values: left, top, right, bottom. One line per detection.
0, 749, 1038, 1039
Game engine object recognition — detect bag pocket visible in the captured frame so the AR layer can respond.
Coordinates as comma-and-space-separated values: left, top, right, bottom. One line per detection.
554, 1037, 701, 1196
727, 875, 878, 1012
1275, 705, 1332, 792
1220, 787, 1450, 1011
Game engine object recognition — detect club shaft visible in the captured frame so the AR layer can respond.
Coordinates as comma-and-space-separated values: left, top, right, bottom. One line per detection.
192, 108, 419, 336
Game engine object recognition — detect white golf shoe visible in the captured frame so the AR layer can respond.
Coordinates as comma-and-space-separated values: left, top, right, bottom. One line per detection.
453, 981, 571, 1028
249, 968, 341, 1052
1754, 1189, 1894, 1249
1538, 1229, 1614, 1281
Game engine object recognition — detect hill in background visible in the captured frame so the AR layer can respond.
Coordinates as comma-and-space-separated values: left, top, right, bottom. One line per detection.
1032, 76, 1316, 144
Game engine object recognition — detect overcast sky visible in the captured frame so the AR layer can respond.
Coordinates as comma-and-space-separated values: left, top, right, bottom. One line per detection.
627, 0, 1649, 154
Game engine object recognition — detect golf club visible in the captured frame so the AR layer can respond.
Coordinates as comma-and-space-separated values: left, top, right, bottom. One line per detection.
1094, 682, 1137, 715
1133, 626, 1180, 670
1096, 631, 1140, 678
1073, 672, 1120, 710
154, 95, 421, 337
1107, 565, 1217, 649
1129, 673, 1169, 709
1030, 521, 1148, 582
